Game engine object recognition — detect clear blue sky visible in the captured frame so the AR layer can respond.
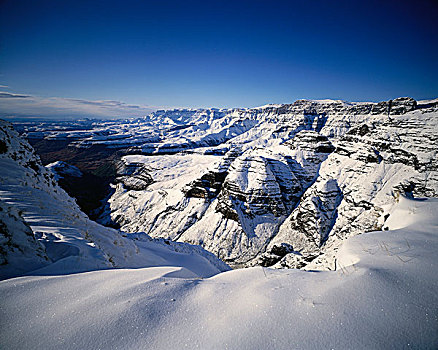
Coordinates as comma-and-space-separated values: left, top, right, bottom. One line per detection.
0, 0, 437, 117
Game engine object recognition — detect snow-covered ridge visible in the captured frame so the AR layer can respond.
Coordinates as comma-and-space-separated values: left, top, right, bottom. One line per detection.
46, 160, 82, 180
15, 96, 431, 152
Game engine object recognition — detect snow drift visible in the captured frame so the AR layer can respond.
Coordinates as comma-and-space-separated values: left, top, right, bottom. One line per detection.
1, 196, 437, 349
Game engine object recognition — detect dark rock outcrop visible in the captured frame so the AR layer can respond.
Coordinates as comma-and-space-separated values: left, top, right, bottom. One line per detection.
114, 160, 153, 191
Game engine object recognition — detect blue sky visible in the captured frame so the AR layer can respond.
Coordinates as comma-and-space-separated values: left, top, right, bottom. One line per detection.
0, 0, 437, 118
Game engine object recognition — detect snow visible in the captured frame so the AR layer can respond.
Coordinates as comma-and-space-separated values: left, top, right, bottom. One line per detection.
384, 196, 436, 230
311, 98, 347, 104
1, 197, 437, 349
46, 160, 82, 180
252, 103, 283, 109
0, 202, 50, 279
418, 98, 438, 104
122, 154, 220, 189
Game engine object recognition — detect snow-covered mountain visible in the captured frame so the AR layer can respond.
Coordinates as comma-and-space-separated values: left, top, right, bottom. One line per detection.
26, 97, 436, 269
14, 97, 438, 269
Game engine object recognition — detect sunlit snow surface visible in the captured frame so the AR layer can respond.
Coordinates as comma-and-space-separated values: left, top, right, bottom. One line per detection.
1, 197, 437, 349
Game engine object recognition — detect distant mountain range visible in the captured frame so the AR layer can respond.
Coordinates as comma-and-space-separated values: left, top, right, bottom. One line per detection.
11, 97, 438, 269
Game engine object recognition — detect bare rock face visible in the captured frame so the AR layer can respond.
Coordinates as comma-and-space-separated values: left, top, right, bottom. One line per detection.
390, 97, 417, 115
114, 159, 153, 191
258, 178, 342, 267
185, 171, 227, 199
216, 154, 299, 219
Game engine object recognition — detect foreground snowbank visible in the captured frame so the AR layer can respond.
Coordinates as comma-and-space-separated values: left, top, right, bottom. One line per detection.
1, 197, 437, 349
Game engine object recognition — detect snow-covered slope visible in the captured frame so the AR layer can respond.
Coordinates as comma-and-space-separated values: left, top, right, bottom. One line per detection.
0, 120, 229, 280
46, 160, 83, 180
0, 201, 50, 279
1, 196, 437, 349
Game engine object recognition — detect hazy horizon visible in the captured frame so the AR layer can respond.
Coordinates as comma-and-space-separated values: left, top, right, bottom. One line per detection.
1, 0, 437, 119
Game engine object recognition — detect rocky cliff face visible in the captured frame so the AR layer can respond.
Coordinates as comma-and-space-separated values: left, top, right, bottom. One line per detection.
114, 159, 153, 191
265, 105, 438, 270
